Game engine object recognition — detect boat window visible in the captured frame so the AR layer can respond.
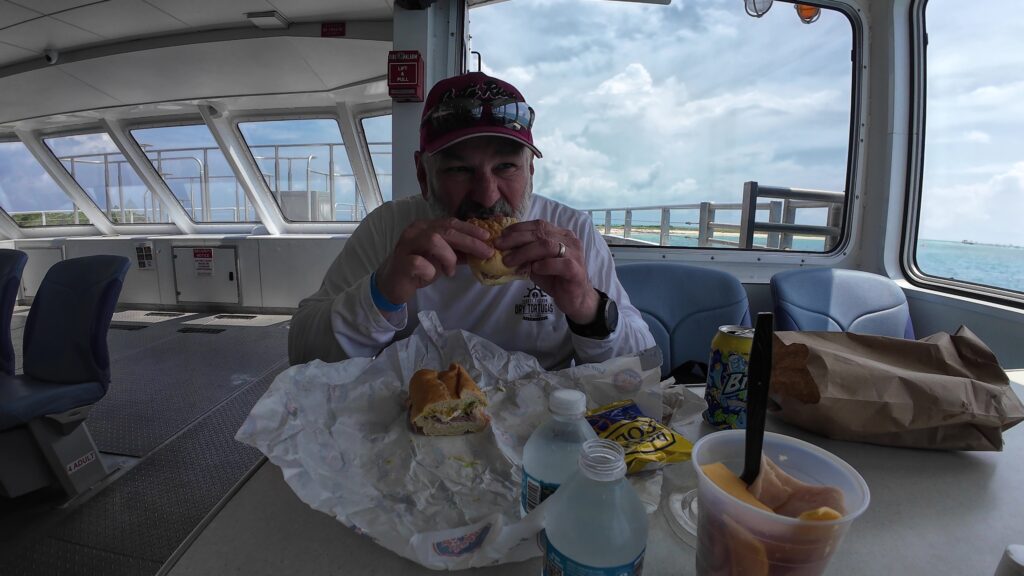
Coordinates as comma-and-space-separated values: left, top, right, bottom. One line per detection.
913, 0, 1024, 295
0, 140, 90, 227
130, 124, 257, 223
237, 118, 365, 222
469, 0, 854, 252
361, 114, 393, 204
44, 132, 170, 225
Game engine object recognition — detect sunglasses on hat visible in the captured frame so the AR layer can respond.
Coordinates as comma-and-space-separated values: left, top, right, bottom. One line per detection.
421, 97, 535, 141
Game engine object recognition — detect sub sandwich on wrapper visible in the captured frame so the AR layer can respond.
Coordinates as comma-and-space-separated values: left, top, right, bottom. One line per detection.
408, 363, 490, 436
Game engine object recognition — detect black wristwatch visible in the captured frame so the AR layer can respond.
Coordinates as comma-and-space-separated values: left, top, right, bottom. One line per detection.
566, 289, 619, 340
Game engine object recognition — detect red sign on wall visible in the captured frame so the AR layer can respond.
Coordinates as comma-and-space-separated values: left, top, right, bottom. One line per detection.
321, 22, 347, 37
387, 50, 423, 102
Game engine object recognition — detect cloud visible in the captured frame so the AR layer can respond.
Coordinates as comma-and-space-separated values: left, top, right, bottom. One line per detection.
44, 133, 115, 158
964, 130, 991, 144
920, 162, 1024, 245
470, 0, 1024, 248
0, 142, 76, 212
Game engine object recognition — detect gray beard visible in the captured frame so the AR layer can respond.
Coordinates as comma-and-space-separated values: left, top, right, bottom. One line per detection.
426, 180, 533, 221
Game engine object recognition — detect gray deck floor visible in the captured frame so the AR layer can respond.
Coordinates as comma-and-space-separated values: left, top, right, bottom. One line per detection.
0, 310, 291, 576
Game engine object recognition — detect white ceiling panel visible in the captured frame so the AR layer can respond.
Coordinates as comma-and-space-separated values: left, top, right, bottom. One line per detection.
63, 37, 332, 103
265, 0, 391, 20
288, 37, 388, 89
0, 68, 120, 124
52, 0, 187, 39
143, 0, 276, 27
0, 41, 36, 64
0, 0, 41, 28
9, 0, 98, 14
0, 16, 103, 51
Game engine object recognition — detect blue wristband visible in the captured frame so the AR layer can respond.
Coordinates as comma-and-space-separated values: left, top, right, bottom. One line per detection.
370, 272, 405, 312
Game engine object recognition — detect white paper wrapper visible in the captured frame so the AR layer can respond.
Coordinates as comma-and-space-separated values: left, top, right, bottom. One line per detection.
236, 311, 663, 570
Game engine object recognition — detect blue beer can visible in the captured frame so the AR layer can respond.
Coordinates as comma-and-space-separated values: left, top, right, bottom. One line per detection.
702, 325, 754, 429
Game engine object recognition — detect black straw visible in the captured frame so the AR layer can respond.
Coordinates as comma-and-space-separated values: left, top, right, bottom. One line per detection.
740, 312, 773, 486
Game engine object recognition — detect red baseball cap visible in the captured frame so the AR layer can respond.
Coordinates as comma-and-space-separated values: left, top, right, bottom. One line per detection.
419, 72, 543, 158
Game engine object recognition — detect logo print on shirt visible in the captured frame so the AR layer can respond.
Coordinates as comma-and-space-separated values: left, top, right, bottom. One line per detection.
515, 285, 554, 322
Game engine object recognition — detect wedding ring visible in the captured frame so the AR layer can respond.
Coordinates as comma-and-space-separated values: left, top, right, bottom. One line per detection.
556, 242, 566, 258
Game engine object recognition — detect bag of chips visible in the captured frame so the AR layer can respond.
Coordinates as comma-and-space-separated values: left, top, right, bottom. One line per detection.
585, 400, 693, 474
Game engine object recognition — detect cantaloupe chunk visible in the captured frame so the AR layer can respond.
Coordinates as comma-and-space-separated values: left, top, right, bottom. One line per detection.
797, 506, 843, 521
701, 462, 773, 512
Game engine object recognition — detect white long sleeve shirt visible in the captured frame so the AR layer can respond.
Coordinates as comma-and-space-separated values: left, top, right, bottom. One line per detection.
288, 194, 655, 370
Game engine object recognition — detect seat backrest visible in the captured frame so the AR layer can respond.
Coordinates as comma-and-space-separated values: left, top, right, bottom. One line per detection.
0, 249, 28, 376
770, 268, 914, 338
23, 255, 130, 386
616, 262, 751, 379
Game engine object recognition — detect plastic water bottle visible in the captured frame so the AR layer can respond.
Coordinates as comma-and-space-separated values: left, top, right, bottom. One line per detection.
542, 439, 648, 576
521, 389, 598, 515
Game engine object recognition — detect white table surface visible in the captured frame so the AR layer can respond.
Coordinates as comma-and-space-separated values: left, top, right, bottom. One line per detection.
163, 375, 1024, 576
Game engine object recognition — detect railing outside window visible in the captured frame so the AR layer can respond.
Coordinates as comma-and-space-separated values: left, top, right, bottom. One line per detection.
590, 182, 844, 251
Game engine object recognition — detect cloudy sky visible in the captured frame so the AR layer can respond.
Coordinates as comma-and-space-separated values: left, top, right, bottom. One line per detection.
469, 0, 1024, 245
0, 0, 1020, 244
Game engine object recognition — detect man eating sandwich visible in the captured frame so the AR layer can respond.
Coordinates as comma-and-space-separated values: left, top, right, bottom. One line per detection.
288, 72, 654, 371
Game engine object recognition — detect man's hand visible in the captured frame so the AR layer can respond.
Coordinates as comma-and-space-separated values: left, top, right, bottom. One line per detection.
375, 217, 492, 306
495, 220, 600, 324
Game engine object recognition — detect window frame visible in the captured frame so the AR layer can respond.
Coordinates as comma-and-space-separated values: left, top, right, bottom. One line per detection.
0, 129, 98, 229
127, 117, 260, 225
356, 106, 395, 207
900, 0, 1024, 308
231, 111, 358, 224
39, 125, 169, 226
465, 0, 864, 263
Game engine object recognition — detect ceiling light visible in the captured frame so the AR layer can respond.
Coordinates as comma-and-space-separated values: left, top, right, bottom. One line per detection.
246, 10, 290, 30
745, 0, 772, 17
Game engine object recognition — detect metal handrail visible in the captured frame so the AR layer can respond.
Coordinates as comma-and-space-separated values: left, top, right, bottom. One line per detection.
588, 181, 845, 250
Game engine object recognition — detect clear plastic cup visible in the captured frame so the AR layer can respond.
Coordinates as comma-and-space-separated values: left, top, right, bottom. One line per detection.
692, 430, 870, 575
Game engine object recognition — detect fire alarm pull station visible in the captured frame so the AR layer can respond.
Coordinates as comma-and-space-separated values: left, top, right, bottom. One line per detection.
387, 50, 423, 102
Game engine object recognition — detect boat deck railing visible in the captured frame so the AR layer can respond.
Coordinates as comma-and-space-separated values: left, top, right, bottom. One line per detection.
587, 181, 846, 250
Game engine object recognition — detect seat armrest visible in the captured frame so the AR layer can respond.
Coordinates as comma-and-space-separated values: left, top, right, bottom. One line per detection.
43, 405, 93, 435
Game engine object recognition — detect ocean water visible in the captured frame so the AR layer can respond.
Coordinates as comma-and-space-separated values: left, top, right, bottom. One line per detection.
611, 232, 1024, 293
916, 240, 1024, 293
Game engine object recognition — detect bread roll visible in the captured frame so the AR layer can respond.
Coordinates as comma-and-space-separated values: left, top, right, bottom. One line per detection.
467, 217, 528, 286
409, 363, 490, 436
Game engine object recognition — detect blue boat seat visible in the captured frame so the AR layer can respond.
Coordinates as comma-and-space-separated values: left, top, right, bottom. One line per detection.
617, 262, 751, 381
0, 249, 28, 376
0, 255, 130, 498
770, 268, 914, 338
0, 379, 107, 430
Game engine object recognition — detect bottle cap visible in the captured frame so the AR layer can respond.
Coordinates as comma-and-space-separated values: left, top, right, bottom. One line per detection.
549, 389, 587, 416
578, 438, 627, 481
994, 545, 1024, 576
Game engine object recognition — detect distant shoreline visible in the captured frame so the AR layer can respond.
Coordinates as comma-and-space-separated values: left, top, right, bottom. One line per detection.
597, 225, 1023, 249
955, 239, 1023, 249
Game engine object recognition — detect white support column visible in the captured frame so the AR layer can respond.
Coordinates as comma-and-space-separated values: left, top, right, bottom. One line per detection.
199, 105, 284, 235
101, 118, 193, 234
336, 101, 383, 214
0, 210, 24, 239
391, 0, 464, 200
14, 130, 114, 236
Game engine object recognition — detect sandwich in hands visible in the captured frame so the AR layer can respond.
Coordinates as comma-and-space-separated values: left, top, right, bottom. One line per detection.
409, 363, 490, 436
467, 217, 529, 286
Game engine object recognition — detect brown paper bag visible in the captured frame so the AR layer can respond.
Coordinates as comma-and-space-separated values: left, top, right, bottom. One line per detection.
770, 326, 1024, 450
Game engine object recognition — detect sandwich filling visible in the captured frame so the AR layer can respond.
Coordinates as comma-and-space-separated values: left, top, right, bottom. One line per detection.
409, 363, 490, 435
467, 217, 528, 286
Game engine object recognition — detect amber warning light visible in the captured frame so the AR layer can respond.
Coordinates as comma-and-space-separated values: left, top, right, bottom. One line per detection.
388, 50, 424, 102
